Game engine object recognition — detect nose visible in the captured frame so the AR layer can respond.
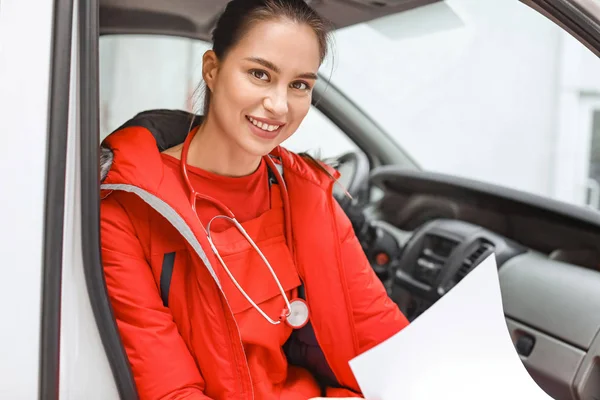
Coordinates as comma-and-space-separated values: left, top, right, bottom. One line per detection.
263, 86, 288, 116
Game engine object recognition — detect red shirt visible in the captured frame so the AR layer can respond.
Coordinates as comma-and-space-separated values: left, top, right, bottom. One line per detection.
161, 155, 271, 229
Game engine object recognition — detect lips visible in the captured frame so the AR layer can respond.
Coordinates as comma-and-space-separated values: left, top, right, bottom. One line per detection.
245, 115, 285, 140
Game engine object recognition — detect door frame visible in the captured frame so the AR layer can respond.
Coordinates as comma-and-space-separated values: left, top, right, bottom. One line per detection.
40, 0, 74, 399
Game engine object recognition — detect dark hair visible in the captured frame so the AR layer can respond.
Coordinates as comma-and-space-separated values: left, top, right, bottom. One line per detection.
201, 0, 332, 114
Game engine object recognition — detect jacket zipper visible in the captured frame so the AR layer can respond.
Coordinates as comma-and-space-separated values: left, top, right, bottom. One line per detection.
217, 291, 254, 398
186, 240, 254, 398
295, 182, 360, 388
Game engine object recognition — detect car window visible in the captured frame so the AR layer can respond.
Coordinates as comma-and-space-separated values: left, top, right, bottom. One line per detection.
99, 35, 359, 159
324, 0, 600, 211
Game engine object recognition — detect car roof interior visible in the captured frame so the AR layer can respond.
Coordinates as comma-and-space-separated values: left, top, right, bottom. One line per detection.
99, 0, 440, 40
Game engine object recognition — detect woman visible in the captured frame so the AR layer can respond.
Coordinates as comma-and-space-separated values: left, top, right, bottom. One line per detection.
100, 0, 409, 399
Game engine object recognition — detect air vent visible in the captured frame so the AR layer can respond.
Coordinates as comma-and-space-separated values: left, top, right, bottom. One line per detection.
455, 240, 495, 283
414, 235, 459, 285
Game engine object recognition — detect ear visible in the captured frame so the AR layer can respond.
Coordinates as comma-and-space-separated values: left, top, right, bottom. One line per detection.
202, 50, 219, 92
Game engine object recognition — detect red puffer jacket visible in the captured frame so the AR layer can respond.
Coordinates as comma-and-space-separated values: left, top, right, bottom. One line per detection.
100, 111, 409, 400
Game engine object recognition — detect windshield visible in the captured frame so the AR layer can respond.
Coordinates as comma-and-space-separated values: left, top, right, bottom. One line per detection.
323, 0, 600, 210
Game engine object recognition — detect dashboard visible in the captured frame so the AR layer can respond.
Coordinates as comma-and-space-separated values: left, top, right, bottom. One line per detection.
343, 164, 600, 400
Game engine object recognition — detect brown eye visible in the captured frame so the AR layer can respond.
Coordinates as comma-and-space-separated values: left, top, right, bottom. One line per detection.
291, 81, 310, 90
250, 70, 269, 81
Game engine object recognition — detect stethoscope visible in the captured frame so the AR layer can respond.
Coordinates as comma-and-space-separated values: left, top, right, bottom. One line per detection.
180, 128, 309, 329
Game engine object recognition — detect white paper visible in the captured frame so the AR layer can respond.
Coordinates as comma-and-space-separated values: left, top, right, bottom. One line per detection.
349, 254, 554, 400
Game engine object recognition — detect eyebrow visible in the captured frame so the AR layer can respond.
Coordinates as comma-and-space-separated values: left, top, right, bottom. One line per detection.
244, 57, 318, 80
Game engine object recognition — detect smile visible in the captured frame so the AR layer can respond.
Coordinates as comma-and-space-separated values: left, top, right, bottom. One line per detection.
246, 116, 283, 132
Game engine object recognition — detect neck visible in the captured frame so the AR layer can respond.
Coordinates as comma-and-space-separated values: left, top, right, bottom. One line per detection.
186, 117, 261, 177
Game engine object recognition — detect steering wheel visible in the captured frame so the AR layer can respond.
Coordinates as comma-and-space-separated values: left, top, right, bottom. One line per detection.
331, 150, 371, 209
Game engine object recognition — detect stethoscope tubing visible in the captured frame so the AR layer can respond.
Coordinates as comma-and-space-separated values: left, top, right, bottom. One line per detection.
180, 127, 299, 326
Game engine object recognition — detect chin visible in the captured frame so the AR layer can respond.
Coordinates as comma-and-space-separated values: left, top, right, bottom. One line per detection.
240, 138, 279, 158
238, 123, 286, 157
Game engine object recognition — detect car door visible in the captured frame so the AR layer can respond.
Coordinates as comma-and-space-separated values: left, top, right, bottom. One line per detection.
0, 0, 77, 399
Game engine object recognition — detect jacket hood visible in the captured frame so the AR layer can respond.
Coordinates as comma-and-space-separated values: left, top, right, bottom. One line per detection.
100, 109, 202, 183
100, 109, 340, 190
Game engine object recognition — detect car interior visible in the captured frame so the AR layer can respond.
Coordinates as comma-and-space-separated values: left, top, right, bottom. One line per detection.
89, 1, 600, 399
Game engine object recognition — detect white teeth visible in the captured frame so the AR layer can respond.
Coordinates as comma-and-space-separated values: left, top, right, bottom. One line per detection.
248, 117, 280, 132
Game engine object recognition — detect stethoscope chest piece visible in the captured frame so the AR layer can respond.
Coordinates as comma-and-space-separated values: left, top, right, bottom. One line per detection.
285, 298, 310, 329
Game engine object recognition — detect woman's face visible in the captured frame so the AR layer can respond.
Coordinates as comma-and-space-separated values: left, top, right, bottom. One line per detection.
203, 19, 321, 158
